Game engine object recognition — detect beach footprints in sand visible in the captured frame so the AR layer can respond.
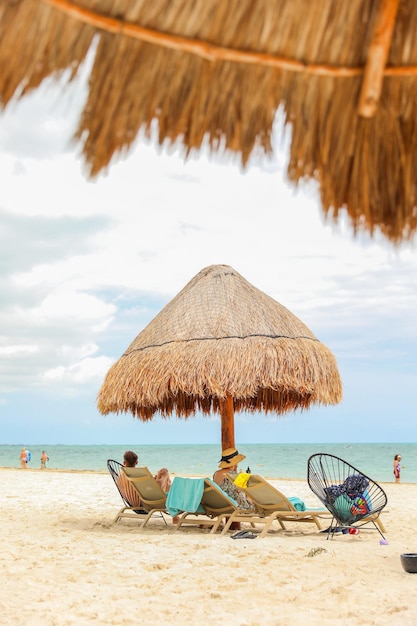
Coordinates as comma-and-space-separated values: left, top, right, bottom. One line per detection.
305, 547, 327, 558
148, 563, 165, 571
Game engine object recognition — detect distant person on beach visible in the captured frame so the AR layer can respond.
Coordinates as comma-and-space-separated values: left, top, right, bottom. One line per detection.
394, 454, 402, 483
213, 447, 255, 512
40, 451, 49, 469
19, 448, 27, 469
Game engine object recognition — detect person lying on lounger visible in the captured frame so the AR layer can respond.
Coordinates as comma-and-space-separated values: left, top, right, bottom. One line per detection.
117, 450, 173, 508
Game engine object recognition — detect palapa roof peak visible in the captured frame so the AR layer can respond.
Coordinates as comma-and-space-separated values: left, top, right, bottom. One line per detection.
122, 264, 318, 347
2, 0, 415, 242
97, 264, 342, 420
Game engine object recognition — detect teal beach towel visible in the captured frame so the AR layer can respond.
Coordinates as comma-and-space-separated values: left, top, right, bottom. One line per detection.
288, 496, 306, 511
288, 496, 324, 512
166, 477, 205, 516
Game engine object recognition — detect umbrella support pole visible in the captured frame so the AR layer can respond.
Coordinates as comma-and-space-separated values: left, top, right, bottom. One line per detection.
220, 395, 235, 450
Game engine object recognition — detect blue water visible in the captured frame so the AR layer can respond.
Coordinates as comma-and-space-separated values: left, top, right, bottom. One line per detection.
1, 443, 414, 483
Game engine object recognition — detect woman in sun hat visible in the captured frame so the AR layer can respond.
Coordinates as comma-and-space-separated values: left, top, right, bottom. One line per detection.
213, 447, 255, 512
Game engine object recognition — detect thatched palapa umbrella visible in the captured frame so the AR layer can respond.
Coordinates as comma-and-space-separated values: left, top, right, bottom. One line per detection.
97, 265, 342, 448
1, 0, 417, 242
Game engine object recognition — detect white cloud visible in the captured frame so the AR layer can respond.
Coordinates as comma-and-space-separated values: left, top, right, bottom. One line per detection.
0, 344, 39, 355
44, 355, 114, 384
29, 290, 115, 322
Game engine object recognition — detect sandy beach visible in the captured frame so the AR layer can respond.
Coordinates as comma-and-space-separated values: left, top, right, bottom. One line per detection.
1, 468, 417, 626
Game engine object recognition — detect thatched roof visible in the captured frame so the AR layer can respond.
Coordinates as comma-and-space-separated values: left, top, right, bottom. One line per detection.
1, 0, 415, 242
97, 264, 342, 421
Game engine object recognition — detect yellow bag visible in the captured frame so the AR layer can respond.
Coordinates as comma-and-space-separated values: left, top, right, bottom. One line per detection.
233, 472, 251, 489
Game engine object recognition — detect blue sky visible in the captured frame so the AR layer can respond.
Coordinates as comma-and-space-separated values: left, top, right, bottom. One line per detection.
0, 69, 416, 446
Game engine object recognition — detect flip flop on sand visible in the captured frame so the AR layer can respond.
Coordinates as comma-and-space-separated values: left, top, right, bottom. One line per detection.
231, 530, 257, 539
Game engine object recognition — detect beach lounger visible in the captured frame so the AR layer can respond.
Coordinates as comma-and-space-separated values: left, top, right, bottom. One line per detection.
107, 459, 149, 520
220, 474, 330, 538
107, 460, 168, 526
307, 453, 387, 538
172, 477, 243, 533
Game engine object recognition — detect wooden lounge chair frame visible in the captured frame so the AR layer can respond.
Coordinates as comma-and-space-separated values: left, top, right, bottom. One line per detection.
107, 460, 168, 526
307, 453, 387, 539
220, 474, 331, 538
174, 478, 243, 534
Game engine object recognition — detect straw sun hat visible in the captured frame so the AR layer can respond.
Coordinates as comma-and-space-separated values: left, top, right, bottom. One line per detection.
218, 447, 246, 469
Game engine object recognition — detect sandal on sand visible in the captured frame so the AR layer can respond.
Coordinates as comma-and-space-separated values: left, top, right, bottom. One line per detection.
231, 530, 257, 539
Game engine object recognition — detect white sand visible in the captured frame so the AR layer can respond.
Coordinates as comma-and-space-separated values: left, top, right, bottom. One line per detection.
1, 468, 416, 626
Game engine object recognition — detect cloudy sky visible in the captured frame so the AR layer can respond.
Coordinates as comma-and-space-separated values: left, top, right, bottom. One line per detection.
1, 67, 416, 447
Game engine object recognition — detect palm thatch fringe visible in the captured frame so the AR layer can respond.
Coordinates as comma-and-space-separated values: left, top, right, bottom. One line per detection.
97, 265, 342, 420
1, 0, 416, 241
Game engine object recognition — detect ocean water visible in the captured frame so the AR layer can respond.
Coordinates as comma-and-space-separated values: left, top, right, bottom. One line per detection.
1, 443, 414, 483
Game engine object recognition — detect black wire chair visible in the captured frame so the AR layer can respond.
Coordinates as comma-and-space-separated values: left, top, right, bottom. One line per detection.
307, 453, 387, 539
